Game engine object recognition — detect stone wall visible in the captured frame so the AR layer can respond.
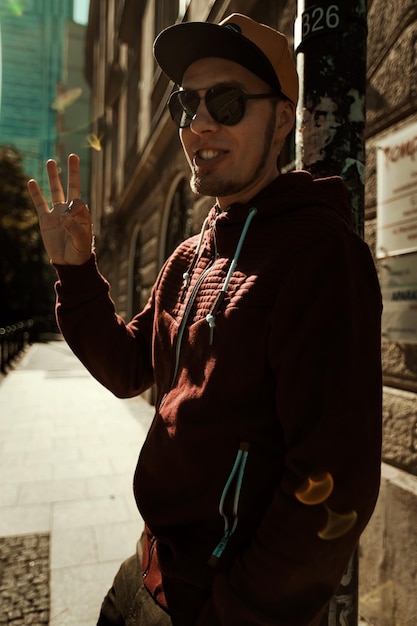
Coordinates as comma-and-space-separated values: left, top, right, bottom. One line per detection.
359, 1, 417, 622
365, 0, 417, 474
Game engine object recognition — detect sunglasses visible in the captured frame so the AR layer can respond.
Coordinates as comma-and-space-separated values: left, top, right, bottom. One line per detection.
168, 84, 281, 128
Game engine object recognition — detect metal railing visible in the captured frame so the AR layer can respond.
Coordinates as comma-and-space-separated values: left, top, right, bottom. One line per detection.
0, 319, 34, 374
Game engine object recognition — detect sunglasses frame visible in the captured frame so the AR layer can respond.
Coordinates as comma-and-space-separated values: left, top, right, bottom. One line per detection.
168, 83, 281, 128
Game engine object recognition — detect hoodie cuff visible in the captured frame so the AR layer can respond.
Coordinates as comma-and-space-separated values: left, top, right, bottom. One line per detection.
54, 254, 108, 294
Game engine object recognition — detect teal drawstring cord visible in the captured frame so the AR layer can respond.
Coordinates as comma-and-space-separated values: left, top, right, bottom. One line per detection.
206, 208, 257, 344
210, 443, 250, 564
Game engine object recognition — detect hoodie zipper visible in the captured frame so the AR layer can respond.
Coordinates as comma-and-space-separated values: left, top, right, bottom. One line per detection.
142, 535, 157, 579
171, 260, 217, 387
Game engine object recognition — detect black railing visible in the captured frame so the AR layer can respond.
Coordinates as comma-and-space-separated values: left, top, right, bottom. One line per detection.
0, 320, 34, 374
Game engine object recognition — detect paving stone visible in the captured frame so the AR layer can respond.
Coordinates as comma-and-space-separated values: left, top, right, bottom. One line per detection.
0, 533, 49, 625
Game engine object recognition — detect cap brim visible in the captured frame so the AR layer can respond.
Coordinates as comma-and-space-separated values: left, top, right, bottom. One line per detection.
153, 21, 280, 91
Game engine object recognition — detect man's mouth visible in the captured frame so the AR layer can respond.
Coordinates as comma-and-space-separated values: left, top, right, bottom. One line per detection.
197, 149, 221, 161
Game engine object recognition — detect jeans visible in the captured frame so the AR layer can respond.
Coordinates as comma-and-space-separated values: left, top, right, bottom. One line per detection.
96, 539, 173, 626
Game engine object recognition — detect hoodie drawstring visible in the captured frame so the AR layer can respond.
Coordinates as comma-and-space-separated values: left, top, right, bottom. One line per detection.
160, 206, 257, 407
209, 442, 250, 566
206, 207, 257, 344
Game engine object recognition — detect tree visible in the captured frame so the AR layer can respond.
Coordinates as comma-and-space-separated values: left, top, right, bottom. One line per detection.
0, 146, 56, 329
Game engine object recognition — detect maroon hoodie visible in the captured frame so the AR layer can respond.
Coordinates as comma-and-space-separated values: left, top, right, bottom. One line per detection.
55, 171, 382, 626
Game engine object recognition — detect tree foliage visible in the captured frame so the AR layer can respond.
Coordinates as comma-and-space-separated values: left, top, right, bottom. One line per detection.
0, 146, 56, 328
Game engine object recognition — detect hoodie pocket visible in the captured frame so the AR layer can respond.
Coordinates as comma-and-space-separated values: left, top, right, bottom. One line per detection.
208, 442, 250, 567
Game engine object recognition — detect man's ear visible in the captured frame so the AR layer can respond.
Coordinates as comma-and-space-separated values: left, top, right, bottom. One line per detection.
275, 99, 296, 140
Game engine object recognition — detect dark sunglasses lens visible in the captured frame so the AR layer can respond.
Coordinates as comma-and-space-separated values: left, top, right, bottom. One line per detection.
168, 90, 199, 128
206, 86, 245, 125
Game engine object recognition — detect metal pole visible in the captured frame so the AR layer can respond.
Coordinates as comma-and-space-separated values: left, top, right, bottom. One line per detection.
294, 1, 367, 624
295, 0, 367, 237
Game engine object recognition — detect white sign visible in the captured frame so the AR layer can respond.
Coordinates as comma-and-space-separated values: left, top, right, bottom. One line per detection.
379, 253, 417, 344
376, 122, 417, 258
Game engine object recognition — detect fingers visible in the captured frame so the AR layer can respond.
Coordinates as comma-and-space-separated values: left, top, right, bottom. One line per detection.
63, 203, 94, 265
29, 154, 82, 214
67, 154, 81, 202
27, 179, 50, 217
46, 159, 65, 205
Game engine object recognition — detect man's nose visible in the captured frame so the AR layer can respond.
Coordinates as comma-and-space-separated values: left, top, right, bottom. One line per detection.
189, 98, 219, 133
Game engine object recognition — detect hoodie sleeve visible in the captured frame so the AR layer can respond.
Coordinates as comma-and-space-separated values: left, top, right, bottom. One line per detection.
54, 254, 155, 398
198, 228, 382, 625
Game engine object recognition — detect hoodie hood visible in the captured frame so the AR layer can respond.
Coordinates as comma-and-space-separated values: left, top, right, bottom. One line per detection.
212, 170, 353, 228
179, 171, 354, 346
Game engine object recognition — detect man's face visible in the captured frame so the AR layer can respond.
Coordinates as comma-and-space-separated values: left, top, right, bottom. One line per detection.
179, 58, 290, 209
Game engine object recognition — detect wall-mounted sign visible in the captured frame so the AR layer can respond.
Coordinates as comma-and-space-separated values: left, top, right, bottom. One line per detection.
379, 253, 417, 344
376, 122, 417, 259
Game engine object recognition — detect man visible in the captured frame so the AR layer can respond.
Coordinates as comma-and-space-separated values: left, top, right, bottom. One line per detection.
28, 13, 382, 626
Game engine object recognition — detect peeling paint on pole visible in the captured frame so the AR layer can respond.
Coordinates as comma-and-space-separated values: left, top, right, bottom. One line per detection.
295, 0, 367, 237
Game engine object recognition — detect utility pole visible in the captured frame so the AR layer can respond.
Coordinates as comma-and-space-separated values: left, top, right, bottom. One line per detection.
295, 0, 367, 237
294, 1, 368, 625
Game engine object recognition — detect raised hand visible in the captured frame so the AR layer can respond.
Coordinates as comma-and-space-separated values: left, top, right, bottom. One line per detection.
28, 154, 93, 266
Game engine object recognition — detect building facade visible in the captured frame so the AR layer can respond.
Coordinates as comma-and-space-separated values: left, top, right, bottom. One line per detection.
84, 1, 417, 623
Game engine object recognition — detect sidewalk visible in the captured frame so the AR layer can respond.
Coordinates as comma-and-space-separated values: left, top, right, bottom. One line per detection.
0, 339, 154, 626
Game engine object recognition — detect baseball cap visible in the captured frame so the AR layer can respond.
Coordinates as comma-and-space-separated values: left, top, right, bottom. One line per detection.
153, 13, 299, 106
